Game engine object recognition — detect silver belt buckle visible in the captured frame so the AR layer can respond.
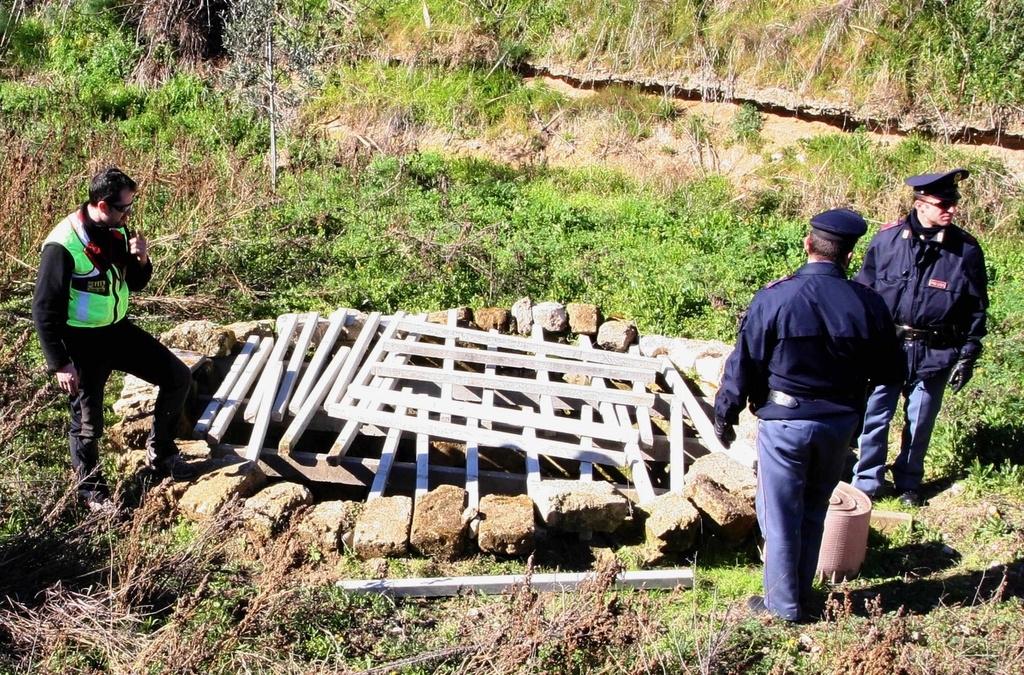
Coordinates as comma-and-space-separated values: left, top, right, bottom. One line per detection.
768, 390, 799, 409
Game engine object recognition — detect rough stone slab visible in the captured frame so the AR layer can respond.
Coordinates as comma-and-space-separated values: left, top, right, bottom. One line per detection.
298, 500, 363, 552
532, 301, 568, 333
596, 320, 638, 352
478, 494, 535, 556
687, 452, 757, 501
684, 474, 756, 542
410, 485, 468, 561
427, 306, 472, 325
566, 303, 601, 335
178, 463, 267, 521
870, 509, 914, 534
354, 496, 413, 559
511, 297, 533, 335
243, 481, 313, 538
643, 493, 701, 552
532, 479, 630, 533
474, 307, 512, 333
222, 319, 276, 342
160, 320, 236, 358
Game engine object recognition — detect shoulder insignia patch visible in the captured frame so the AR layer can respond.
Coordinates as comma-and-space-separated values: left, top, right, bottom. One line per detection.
763, 275, 793, 289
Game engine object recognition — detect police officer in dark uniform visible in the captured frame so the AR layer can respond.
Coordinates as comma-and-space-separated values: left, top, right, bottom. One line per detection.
852, 169, 988, 507
714, 208, 904, 622
33, 166, 195, 512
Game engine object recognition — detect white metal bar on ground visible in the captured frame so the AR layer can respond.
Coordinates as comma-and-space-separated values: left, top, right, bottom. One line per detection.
630, 345, 655, 447
669, 395, 685, 493
194, 335, 258, 438
207, 336, 275, 444
381, 339, 654, 383
465, 417, 480, 511
369, 363, 655, 408
578, 404, 594, 481
439, 308, 457, 423
584, 338, 655, 505
325, 311, 384, 408
577, 336, 621, 426
278, 346, 352, 453
329, 403, 626, 466
326, 312, 408, 458
338, 568, 694, 597
367, 389, 410, 501
658, 356, 727, 455
521, 405, 541, 499
289, 308, 348, 415
480, 333, 498, 431
531, 325, 556, 418
395, 318, 661, 370
415, 408, 430, 500
243, 313, 298, 423
272, 311, 319, 422
246, 359, 284, 462
333, 385, 637, 444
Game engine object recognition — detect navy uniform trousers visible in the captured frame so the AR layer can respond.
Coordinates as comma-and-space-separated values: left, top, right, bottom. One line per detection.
757, 413, 860, 621
66, 319, 190, 498
854, 343, 951, 494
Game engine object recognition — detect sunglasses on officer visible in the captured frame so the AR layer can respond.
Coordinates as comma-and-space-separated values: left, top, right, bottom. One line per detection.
918, 196, 958, 211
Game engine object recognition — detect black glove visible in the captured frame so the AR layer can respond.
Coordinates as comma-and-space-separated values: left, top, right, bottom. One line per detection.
714, 417, 736, 449
948, 358, 975, 394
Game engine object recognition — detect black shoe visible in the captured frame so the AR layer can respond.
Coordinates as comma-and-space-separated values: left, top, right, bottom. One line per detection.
898, 491, 922, 507
747, 595, 770, 616
146, 449, 197, 480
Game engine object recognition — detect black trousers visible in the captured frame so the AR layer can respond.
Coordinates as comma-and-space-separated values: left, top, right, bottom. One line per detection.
65, 319, 190, 497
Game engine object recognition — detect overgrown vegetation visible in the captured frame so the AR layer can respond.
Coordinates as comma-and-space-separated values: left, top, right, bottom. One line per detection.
2, 1, 1023, 672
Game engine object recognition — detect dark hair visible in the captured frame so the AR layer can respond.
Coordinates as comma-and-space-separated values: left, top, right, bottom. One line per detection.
89, 166, 137, 205
808, 231, 855, 263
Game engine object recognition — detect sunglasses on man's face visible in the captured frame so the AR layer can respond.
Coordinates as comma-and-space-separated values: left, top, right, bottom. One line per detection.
921, 198, 958, 211
106, 199, 134, 214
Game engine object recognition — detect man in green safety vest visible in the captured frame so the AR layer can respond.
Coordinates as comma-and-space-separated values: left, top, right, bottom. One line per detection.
33, 166, 195, 513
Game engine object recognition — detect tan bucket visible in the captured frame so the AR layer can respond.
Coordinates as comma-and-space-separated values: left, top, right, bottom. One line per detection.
816, 481, 872, 582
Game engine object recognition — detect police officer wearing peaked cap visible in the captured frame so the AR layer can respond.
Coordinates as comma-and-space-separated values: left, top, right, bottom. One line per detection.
852, 169, 989, 507
714, 208, 904, 622
32, 166, 196, 513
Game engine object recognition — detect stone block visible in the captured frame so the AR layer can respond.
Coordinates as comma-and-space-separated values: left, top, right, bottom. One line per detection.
354, 496, 412, 559
687, 452, 757, 501
222, 319, 276, 342
243, 481, 313, 539
532, 480, 630, 532
160, 320, 236, 358
474, 307, 512, 332
566, 303, 601, 335
684, 474, 757, 542
643, 493, 701, 552
410, 485, 468, 560
298, 501, 363, 553
178, 463, 267, 521
596, 320, 638, 352
427, 307, 472, 325
478, 494, 535, 556
511, 297, 533, 335
532, 301, 568, 333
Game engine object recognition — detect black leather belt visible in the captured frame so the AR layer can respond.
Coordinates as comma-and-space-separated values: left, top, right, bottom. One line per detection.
767, 390, 861, 409
895, 324, 957, 347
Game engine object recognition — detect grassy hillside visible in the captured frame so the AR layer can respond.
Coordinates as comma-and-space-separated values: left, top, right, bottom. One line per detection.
1, 2, 1023, 672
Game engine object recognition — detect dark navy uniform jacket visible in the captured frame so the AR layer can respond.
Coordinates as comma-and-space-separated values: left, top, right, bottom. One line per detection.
715, 261, 905, 423
854, 215, 988, 377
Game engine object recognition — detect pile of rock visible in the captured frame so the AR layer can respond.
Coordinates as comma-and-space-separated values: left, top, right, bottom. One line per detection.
428, 299, 639, 353
109, 307, 760, 563
160, 447, 757, 562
